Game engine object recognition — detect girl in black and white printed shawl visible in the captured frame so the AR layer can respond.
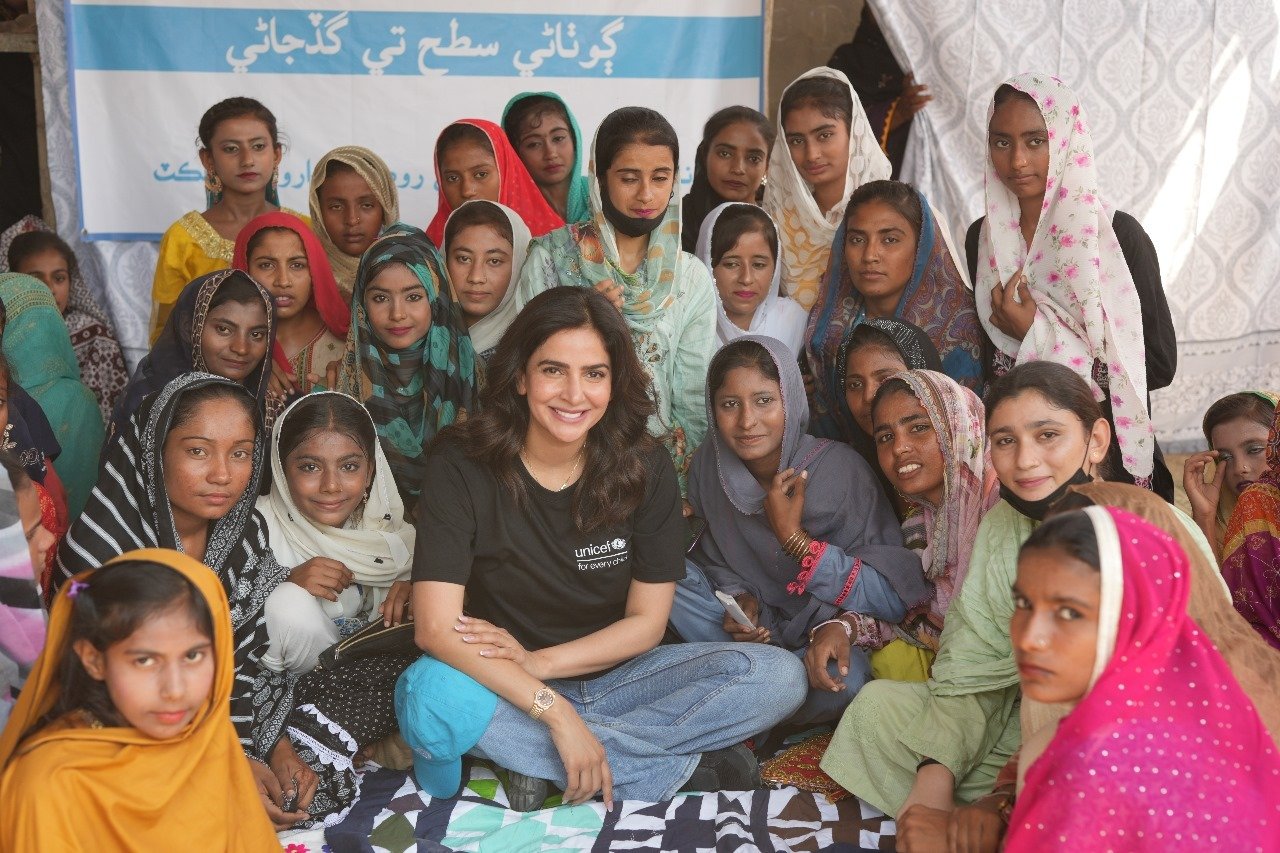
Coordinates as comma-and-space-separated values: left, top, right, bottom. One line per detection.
54, 372, 359, 825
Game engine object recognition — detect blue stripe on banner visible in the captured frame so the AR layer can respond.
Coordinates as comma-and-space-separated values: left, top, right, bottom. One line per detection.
69, 6, 762, 79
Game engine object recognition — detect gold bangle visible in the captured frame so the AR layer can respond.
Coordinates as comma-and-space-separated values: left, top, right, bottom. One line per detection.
786, 530, 813, 562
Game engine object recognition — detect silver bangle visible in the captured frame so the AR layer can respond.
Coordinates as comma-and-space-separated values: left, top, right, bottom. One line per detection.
809, 617, 853, 644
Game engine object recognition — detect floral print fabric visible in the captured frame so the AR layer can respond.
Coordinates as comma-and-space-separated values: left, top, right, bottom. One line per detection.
975, 72, 1154, 483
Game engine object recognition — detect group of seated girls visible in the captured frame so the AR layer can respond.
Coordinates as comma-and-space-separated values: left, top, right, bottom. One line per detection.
0, 61, 1277, 852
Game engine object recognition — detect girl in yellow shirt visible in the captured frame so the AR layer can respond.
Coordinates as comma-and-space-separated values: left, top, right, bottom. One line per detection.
150, 97, 306, 341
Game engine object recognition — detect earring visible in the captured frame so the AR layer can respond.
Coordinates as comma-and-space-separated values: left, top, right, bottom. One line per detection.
271, 168, 280, 190
204, 172, 223, 193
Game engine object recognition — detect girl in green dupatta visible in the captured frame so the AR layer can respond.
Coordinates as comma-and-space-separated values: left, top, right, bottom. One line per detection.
502, 92, 591, 224
820, 361, 1110, 818
336, 225, 477, 516
515, 107, 716, 494
0, 273, 104, 519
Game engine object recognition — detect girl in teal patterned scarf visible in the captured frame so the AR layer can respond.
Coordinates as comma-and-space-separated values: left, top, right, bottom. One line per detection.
515, 107, 716, 495
338, 225, 477, 514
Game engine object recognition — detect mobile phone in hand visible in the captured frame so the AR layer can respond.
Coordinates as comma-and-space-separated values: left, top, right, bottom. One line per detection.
715, 590, 756, 631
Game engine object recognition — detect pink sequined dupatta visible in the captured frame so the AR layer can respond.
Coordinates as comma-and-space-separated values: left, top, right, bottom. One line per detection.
1006, 506, 1280, 850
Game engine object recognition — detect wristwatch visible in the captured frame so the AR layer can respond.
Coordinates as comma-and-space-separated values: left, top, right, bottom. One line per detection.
529, 686, 556, 720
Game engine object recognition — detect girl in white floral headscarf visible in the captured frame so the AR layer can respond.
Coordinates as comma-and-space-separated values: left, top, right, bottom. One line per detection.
973, 72, 1169, 494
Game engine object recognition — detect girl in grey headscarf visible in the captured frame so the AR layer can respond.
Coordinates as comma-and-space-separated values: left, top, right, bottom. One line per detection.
671, 334, 928, 725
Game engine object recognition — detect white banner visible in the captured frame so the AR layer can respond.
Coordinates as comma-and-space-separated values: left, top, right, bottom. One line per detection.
66, 1, 765, 240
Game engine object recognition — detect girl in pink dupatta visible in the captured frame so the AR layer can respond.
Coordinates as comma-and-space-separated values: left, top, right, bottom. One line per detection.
1222, 402, 1280, 649
1006, 505, 1280, 851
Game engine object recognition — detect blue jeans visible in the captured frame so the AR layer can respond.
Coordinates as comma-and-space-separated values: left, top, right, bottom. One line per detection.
472, 642, 806, 802
669, 559, 872, 726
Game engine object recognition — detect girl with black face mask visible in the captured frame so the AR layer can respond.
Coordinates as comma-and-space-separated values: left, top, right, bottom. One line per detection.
985, 361, 1111, 522
821, 360, 1109, 823
516, 107, 718, 499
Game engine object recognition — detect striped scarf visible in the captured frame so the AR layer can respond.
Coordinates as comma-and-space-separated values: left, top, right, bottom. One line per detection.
55, 373, 295, 760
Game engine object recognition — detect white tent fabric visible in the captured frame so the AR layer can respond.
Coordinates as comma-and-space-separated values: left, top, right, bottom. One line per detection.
872, 0, 1280, 448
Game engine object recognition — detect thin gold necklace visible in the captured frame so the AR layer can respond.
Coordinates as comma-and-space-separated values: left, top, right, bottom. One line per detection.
521, 449, 584, 491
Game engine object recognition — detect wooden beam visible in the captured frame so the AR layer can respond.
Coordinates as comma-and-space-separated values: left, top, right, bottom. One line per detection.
0, 30, 37, 53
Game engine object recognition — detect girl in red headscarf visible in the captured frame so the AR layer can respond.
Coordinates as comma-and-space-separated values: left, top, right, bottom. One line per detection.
233, 212, 350, 409
426, 119, 563, 247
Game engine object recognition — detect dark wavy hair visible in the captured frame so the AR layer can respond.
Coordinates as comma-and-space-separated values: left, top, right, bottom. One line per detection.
708, 339, 779, 396
243, 225, 301, 261
208, 271, 269, 312
169, 381, 257, 433
869, 375, 916, 419
993, 83, 1039, 112
7, 231, 77, 277
781, 72, 854, 129
984, 361, 1109, 478
436, 122, 494, 164
984, 361, 1103, 430
197, 96, 280, 149
699, 106, 775, 169
439, 286, 657, 533
502, 95, 573, 149
842, 323, 907, 375
444, 200, 514, 252
52, 560, 214, 727
278, 393, 376, 465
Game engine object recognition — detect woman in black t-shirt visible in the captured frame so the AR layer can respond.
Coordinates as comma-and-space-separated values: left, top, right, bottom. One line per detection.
411, 286, 806, 810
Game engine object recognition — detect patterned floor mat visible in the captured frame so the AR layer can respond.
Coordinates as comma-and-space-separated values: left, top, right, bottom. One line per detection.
321, 762, 896, 852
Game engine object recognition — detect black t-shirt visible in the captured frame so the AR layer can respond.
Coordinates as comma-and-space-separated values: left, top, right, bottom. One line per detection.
413, 440, 685, 658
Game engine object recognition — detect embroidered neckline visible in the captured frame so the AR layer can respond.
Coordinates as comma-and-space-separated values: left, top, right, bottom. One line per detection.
179, 211, 234, 261
179, 208, 306, 262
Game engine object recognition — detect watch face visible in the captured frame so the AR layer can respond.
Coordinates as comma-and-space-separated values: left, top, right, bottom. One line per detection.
534, 688, 555, 709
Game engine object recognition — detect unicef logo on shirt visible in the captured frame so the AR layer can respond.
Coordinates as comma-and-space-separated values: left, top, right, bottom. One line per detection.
575, 537, 630, 572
